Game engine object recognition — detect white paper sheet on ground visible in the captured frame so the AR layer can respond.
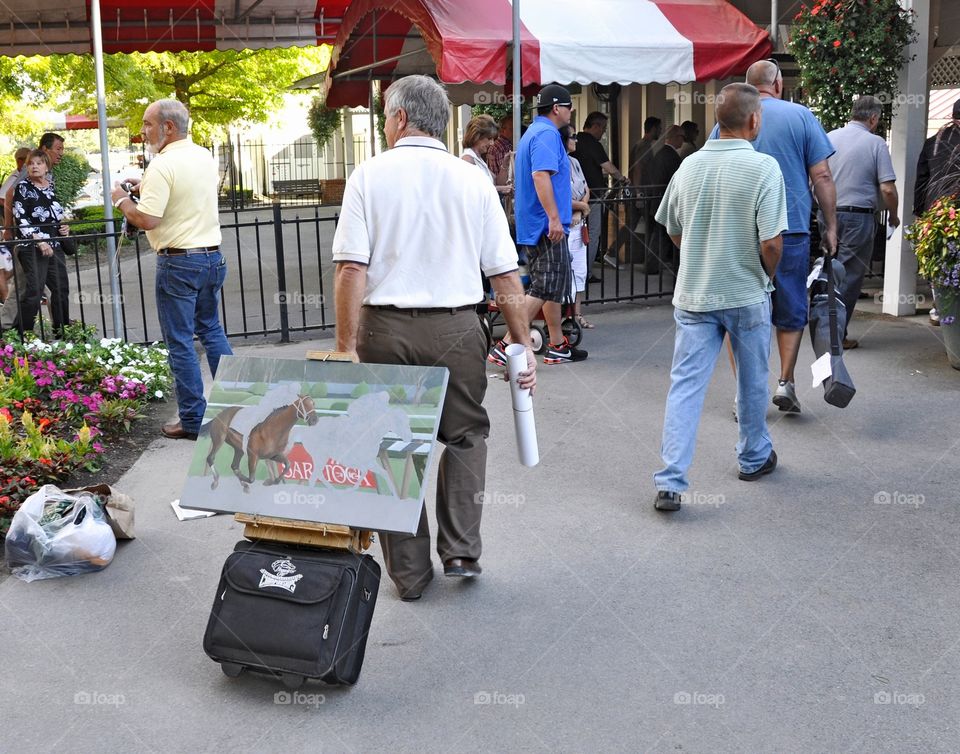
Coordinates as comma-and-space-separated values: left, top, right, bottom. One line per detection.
811, 352, 833, 387
170, 499, 218, 521
505, 344, 539, 466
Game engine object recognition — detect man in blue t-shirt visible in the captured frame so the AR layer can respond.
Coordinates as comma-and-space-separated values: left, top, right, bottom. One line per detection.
487, 84, 587, 365
710, 60, 837, 414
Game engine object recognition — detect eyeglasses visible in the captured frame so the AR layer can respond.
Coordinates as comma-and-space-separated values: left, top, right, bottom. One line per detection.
765, 57, 782, 81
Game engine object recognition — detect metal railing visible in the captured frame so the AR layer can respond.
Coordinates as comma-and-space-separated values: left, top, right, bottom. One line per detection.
1, 194, 889, 345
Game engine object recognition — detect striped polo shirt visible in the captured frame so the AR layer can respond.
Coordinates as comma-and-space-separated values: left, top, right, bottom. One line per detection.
655, 139, 787, 312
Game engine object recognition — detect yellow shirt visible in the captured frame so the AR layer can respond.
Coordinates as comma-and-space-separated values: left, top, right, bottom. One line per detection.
138, 138, 221, 251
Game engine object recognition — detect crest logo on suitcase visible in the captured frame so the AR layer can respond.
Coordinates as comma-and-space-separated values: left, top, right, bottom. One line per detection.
258, 559, 304, 593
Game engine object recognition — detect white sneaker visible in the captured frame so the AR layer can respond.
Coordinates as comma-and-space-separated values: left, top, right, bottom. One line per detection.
772, 380, 801, 413
602, 253, 620, 270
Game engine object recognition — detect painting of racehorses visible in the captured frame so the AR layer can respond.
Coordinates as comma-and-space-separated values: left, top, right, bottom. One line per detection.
177, 355, 448, 534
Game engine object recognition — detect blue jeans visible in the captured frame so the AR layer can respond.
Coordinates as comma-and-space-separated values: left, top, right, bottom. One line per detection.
654, 298, 773, 493
156, 252, 232, 432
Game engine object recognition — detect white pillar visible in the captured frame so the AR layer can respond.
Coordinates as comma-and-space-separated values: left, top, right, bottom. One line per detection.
341, 108, 355, 178
883, 0, 930, 316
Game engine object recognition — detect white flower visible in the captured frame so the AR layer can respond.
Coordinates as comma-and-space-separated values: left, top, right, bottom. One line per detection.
154, 390, 164, 398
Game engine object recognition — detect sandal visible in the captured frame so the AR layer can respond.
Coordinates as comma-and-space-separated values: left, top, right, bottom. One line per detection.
576, 314, 595, 329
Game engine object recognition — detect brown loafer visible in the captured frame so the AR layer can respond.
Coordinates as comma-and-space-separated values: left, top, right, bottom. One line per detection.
443, 558, 482, 577
842, 338, 859, 350
161, 421, 198, 441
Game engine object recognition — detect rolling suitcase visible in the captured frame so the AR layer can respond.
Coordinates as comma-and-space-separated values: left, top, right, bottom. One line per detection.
203, 539, 380, 687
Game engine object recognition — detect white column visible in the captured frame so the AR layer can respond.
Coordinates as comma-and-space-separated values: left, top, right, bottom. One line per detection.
884, 0, 930, 316
341, 108, 355, 178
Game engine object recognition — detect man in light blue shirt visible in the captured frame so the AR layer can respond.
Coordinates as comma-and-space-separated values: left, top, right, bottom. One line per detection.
652, 83, 788, 512
710, 60, 837, 414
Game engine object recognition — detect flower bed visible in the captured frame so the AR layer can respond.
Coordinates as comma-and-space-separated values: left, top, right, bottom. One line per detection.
0, 325, 171, 535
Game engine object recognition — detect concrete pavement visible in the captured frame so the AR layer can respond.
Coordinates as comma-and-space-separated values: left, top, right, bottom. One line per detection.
2, 302, 958, 752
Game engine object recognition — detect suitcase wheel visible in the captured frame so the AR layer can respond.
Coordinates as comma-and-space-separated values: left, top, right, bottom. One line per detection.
220, 662, 245, 678
281, 672, 305, 689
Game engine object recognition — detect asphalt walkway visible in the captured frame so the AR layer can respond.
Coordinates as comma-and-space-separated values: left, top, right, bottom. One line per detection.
2, 302, 958, 752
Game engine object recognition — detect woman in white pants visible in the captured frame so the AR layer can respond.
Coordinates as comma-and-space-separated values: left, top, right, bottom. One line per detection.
563, 125, 593, 328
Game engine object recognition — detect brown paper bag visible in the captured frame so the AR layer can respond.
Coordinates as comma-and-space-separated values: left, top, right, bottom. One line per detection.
66, 484, 136, 540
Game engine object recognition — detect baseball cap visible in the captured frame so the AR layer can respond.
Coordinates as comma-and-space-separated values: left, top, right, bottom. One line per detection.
535, 84, 572, 109
953, 98, 960, 120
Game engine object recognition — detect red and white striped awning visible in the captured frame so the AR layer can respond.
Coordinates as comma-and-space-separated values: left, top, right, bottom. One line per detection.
0, 1, 346, 55
326, 0, 771, 106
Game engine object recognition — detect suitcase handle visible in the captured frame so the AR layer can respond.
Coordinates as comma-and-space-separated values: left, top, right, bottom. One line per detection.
824, 255, 842, 357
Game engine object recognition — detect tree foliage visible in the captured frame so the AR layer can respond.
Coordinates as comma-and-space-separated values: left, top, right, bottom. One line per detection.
2, 47, 330, 143
52, 153, 94, 210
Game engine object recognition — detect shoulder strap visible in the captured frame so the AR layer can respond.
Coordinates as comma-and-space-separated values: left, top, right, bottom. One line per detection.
825, 255, 841, 356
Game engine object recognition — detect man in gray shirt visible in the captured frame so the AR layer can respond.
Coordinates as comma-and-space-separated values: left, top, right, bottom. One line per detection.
826, 95, 900, 348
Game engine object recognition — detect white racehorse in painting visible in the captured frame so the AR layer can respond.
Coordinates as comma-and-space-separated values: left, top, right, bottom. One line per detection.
289, 392, 413, 498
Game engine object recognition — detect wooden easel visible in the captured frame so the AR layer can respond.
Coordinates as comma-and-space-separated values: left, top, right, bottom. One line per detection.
234, 350, 373, 554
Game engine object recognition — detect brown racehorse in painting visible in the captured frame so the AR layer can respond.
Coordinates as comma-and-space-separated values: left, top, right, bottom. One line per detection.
203, 395, 318, 491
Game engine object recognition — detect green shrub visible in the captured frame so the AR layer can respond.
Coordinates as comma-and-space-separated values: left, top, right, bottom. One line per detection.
330, 401, 349, 411
52, 152, 93, 209
309, 382, 328, 399
388, 385, 407, 404
69, 204, 119, 236
351, 381, 370, 399
248, 382, 268, 396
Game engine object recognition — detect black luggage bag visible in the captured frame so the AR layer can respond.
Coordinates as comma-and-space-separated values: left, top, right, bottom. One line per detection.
809, 255, 856, 408
203, 539, 381, 687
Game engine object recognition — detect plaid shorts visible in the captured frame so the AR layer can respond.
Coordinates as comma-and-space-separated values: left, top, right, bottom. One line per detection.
521, 234, 572, 304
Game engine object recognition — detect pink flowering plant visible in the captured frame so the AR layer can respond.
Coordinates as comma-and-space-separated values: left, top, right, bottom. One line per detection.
906, 196, 960, 325
789, 0, 917, 131
0, 324, 171, 534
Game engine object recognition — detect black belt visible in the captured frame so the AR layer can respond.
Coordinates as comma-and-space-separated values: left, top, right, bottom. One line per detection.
836, 206, 874, 214
367, 304, 478, 315
157, 245, 220, 256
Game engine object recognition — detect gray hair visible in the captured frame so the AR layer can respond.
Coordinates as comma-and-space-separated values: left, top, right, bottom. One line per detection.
384, 76, 450, 138
716, 83, 761, 131
153, 99, 190, 135
851, 95, 883, 123
746, 60, 779, 87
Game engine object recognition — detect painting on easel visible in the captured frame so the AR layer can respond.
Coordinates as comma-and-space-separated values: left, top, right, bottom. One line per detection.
177, 355, 449, 534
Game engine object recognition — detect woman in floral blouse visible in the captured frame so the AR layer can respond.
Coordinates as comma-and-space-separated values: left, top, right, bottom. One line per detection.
11, 149, 71, 332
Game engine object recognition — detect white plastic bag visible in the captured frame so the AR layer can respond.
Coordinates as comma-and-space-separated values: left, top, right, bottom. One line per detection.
4, 485, 117, 582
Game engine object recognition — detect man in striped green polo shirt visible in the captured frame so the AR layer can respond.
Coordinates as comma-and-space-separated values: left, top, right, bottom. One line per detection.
651, 83, 788, 512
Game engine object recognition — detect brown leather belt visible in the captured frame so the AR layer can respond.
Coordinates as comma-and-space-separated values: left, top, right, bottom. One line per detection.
367, 304, 478, 315
157, 245, 220, 256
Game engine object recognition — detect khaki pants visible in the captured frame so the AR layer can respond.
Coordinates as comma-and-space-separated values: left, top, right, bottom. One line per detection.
357, 306, 489, 597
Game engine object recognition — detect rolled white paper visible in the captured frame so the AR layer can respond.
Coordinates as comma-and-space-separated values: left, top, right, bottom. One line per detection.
505, 343, 532, 411
505, 343, 539, 466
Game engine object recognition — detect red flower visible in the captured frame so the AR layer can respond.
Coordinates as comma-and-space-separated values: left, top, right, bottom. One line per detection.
833, 40, 842, 47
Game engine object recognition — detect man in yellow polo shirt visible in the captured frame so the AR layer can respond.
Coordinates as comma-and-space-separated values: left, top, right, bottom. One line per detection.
111, 99, 232, 441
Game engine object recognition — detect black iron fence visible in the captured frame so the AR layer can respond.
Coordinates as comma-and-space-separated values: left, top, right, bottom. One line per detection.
1, 193, 888, 345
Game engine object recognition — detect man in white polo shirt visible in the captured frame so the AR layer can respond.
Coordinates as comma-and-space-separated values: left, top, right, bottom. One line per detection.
652, 83, 787, 512
333, 75, 536, 602
111, 99, 232, 441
